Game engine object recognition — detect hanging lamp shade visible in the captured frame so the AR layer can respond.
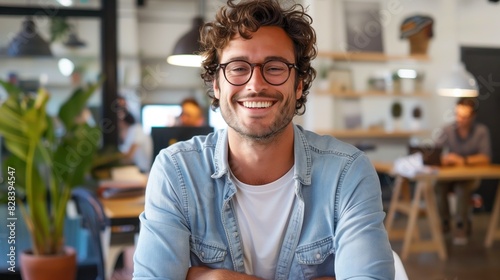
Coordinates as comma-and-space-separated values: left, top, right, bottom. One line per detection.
437, 63, 478, 97
64, 32, 86, 48
167, 17, 204, 67
7, 17, 53, 57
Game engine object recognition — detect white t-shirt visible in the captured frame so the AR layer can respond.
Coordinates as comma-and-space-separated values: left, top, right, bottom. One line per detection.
232, 167, 295, 279
119, 123, 153, 172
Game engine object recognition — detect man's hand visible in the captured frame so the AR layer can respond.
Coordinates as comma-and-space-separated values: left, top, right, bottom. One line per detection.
441, 153, 465, 166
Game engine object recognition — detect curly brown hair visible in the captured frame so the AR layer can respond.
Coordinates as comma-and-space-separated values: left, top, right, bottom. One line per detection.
200, 0, 317, 115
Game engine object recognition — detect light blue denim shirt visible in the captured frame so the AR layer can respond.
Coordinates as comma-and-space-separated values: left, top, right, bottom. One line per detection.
133, 124, 395, 280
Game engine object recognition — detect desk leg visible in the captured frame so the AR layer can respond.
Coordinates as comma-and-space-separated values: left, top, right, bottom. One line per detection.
485, 181, 500, 248
401, 179, 423, 260
385, 176, 404, 233
423, 178, 447, 260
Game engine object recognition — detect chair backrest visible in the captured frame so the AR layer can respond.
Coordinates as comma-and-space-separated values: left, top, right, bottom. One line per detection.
393, 250, 409, 280
72, 188, 108, 280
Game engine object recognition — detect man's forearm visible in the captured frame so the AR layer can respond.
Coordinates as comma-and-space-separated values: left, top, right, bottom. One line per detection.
466, 153, 490, 166
187, 266, 263, 280
186, 266, 336, 280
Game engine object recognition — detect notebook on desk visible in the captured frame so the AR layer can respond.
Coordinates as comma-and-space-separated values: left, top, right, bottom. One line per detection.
408, 145, 443, 166
151, 126, 214, 159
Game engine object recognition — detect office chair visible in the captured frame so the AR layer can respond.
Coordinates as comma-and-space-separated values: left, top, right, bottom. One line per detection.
72, 188, 108, 280
393, 250, 409, 280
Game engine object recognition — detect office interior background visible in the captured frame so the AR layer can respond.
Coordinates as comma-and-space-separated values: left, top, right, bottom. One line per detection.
1, 0, 499, 160
0, 0, 499, 279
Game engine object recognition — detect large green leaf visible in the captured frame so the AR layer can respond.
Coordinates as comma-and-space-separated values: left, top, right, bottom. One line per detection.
53, 124, 101, 188
58, 81, 102, 130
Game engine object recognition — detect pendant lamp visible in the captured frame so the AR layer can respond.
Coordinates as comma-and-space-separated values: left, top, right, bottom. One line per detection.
167, 16, 204, 67
64, 32, 86, 48
64, 19, 86, 48
7, 17, 53, 57
437, 63, 478, 97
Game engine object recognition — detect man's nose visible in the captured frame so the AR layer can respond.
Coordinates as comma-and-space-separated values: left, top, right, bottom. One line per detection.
245, 66, 269, 90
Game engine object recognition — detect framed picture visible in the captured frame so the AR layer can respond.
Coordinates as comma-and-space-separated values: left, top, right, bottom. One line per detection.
343, 1, 384, 52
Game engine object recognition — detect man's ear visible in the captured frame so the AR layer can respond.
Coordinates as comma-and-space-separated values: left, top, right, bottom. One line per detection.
213, 80, 220, 99
295, 79, 303, 100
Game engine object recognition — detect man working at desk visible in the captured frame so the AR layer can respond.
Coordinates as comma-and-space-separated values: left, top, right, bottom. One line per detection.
436, 97, 491, 245
133, 0, 394, 279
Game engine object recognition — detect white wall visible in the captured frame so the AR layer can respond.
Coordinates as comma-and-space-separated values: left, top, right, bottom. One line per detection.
1, 0, 499, 154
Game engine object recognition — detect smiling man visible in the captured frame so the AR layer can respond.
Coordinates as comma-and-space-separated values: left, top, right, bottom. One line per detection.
133, 1, 394, 279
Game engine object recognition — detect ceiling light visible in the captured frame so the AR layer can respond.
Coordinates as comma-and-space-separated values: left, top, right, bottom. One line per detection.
437, 63, 478, 97
167, 17, 204, 67
64, 32, 86, 48
7, 17, 53, 57
58, 58, 75, 77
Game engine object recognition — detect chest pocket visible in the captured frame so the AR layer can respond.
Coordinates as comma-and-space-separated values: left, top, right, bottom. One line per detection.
292, 236, 335, 279
296, 236, 334, 265
190, 236, 227, 263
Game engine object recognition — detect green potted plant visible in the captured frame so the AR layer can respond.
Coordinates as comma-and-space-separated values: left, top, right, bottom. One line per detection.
389, 101, 403, 131
0, 80, 102, 280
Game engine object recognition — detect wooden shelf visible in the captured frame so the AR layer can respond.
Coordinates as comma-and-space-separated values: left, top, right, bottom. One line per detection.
315, 89, 431, 98
317, 51, 430, 62
317, 129, 428, 139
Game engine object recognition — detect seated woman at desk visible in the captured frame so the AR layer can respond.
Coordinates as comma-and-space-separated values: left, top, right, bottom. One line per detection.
118, 111, 153, 173
436, 97, 491, 245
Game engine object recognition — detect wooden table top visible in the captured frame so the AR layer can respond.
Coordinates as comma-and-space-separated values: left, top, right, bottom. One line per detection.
373, 161, 500, 181
100, 195, 145, 219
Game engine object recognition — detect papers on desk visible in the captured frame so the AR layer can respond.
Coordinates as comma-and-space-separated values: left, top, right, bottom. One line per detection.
98, 180, 146, 199
393, 152, 437, 178
98, 166, 148, 199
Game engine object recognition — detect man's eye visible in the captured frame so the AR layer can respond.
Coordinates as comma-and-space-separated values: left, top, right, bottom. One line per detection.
228, 65, 250, 74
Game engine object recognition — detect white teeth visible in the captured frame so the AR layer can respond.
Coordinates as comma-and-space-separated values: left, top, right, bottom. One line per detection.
242, 101, 273, 108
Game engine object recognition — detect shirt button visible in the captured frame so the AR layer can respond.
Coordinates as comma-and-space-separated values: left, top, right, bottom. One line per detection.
201, 252, 205, 257
315, 253, 321, 259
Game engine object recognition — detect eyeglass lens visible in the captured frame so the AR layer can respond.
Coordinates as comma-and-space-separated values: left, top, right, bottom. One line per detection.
222, 60, 293, 86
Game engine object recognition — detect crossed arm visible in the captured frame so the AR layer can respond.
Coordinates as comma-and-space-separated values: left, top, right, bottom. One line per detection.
187, 266, 335, 280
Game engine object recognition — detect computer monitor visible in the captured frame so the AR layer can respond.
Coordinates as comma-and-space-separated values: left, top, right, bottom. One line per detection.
408, 145, 443, 166
151, 126, 214, 159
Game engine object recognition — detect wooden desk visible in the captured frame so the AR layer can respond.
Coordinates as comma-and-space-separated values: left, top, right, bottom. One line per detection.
374, 162, 500, 260
99, 195, 145, 279
100, 195, 145, 221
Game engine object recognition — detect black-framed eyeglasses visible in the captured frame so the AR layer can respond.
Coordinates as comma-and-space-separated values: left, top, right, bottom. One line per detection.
217, 60, 298, 86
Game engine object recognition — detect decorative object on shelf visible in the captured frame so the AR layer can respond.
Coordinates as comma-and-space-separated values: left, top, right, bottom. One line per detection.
316, 62, 330, 90
389, 101, 403, 131
368, 72, 390, 92
343, 1, 384, 53
329, 69, 353, 93
391, 72, 401, 93
400, 15, 434, 55
7, 17, 53, 57
437, 63, 478, 97
341, 99, 362, 129
392, 69, 425, 94
411, 105, 423, 130
0, 79, 103, 280
391, 101, 403, 118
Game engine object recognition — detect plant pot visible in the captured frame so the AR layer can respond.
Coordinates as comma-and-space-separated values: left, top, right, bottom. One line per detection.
20, 247, 77, 280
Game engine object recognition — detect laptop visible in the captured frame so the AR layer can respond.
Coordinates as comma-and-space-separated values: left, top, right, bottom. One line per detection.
151, 126, 214, 159
408, 145, 443, 166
